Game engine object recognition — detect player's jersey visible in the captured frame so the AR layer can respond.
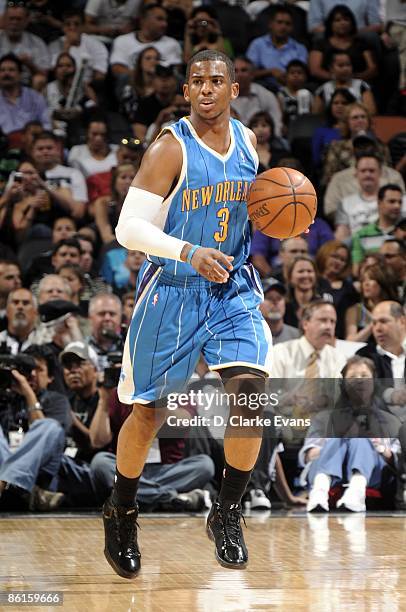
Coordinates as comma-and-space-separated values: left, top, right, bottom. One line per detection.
148, 116, 258, 277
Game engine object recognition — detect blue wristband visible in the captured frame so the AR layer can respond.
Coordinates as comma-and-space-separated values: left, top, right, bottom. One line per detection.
186, 244, 200, 264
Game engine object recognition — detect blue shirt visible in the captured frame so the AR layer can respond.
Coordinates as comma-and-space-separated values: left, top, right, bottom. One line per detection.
0, 86, 51, 135
247, 35, 308, 74
307, 0, 381, 31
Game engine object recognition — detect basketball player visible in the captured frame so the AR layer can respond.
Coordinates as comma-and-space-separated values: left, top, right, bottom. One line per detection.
103, 50, 274, 578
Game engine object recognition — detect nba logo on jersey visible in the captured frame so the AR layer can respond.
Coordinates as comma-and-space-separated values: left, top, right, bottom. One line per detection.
152, 292, 159, 306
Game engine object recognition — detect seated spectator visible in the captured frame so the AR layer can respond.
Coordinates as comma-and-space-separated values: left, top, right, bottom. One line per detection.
46, 52, 97, 139
27, 237, 82, 287
307, 0, 382, 35
48, 9, 108, 84
248, 111, 290, 172
26, 0, 63, 45
29, 131, 87, 220
87, 293, 123, 370
0, 2, 50, 87
345, 264, 398, 342
352, 184, 405, 276
309, 5, 377, 82
133, 63, 181, 142
335, 153, 383, 240
251, 235, 309, 282
110, 3, 182, 92
324, 151, 405, 221
68, 118, 118, 178
183, 6, 228, 63
94, 163, 136, 245
303, 355, 399, 513
121, 290, 134, 327
57, 263, 93, 321
101, 249, 146, 293
313, 51, 376, 116
143, 91, 190, 145
89, 388, 214, 511
119, 46, 160, 131
316, 240, 359, 339
383, 0, 406, 95
0, 344, 71, 511
278, 60, 313, 129
379, 238, 406, 301
232, 56, 282, 134
0, 53, 50, 144
356, 300, 406, 382
247, 5, 308, 91
260, 277, 300, 344
22, 220, 77, 286
38, 273, 72, 305
251, 218, 332, 279
57, 341, 106, 507
0, 287, 38, 353
312, 87, 355, 172
0, 258, 20, 317
322, 102, 390, 186
84, 0, 139, 45
285, 255, 321, 328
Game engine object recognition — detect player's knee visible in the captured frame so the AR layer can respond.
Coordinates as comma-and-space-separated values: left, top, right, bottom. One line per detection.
226, 373, 267, 418
131, 403, 167, 435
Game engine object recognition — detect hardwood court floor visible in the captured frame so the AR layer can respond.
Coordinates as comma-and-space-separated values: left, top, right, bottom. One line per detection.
1, 511, 406, 612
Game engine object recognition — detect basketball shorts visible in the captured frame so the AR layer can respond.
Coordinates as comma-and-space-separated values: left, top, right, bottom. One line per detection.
117, 261, 273, 404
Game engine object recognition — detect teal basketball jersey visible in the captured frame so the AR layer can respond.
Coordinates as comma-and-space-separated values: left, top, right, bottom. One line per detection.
148, 117, 259, 277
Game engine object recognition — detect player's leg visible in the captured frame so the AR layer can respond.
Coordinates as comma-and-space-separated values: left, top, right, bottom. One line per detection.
205, 370, 267, 569
103, 273, 203, 579
203, 263, 272, 569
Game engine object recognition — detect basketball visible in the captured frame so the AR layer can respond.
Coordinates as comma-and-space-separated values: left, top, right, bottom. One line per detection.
247, 167, 317, 239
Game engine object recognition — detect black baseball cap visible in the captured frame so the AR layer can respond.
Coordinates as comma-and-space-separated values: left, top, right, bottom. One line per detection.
262, 277, 286, 296
39, 299, 80, 323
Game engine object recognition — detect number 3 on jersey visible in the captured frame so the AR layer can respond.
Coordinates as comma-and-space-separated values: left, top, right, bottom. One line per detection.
214, 207, 230, 243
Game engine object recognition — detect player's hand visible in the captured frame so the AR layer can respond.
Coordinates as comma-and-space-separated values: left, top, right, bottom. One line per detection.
190, 247, 234, 283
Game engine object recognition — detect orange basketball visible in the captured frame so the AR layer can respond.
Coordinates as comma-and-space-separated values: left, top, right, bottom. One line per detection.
247, 167, 317, 239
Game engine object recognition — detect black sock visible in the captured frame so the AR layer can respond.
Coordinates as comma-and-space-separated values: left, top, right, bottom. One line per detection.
218, 462, 252, 505
111, 469, 140, 508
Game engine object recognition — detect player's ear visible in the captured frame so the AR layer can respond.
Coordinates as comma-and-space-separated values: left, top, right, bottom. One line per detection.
231, 82, 239, 101
183, 83, 190, 103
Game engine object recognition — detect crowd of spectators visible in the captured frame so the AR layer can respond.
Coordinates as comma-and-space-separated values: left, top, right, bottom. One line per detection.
0, 0, 405, 515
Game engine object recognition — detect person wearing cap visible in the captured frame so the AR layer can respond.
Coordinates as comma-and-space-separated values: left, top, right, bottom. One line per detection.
0, 344, 71, 512
260, 277, 300, 345
352, 184, 405, 276
57, 340, 105, 506
132, 63, 180, 142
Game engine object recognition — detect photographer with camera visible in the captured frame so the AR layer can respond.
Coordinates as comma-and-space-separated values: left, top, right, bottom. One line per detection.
0, 344, 71, 511
87, 293, 123, 371
183, 7, 227, 63
57, 341, 110, 507
0, 288, 38, 354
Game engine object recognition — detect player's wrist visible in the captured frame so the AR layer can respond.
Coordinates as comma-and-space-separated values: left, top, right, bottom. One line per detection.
185, 244, 201, 264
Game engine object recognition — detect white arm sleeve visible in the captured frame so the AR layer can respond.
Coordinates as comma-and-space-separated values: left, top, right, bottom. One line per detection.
115, 186, 188, 261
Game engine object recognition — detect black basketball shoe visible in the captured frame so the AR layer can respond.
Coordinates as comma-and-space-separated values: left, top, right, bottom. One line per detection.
206, 500, 248, 569
103, 496, 141, 579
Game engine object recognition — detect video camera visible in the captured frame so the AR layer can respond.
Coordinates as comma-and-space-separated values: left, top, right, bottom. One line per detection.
0, 352, 36, 393
101, 329, 124, 389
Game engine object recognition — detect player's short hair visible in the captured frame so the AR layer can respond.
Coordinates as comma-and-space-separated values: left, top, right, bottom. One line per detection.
186, 50, 235, 83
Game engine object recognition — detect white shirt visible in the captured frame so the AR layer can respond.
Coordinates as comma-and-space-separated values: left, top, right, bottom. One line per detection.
45, 164, 88, 203
336, 192, 379, 234
377, 344, 406, 387
68, 144, 118, 178
110, 32, 182, 68
272, 335, 346, 379
231, 83, 282, 136
49, 34, 108, 82
0, 30, 50, 83
85, 0, 142, 25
